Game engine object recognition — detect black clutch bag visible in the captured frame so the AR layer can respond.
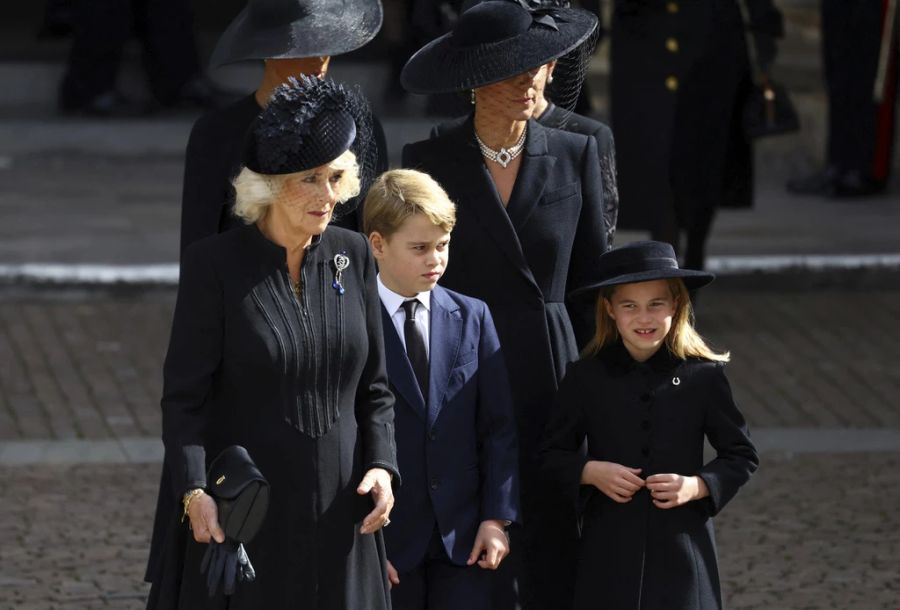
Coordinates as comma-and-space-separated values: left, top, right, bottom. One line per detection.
205, 445, 270, 543
742, 79, 800, 139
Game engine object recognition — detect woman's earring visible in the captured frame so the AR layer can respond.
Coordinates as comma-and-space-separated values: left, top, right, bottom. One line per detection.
547, 74, 554, 84
470, 89, 475, 105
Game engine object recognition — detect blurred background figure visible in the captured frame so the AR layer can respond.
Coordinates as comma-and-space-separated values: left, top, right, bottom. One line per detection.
787, 0, 897, 198
610, 0, 784, 270
58, 0, 216, 115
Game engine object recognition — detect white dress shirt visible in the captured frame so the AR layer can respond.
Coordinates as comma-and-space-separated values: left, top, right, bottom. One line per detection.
377, 274, 431, 358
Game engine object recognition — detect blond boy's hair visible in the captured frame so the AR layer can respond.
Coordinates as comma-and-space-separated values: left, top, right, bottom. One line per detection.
362, 169, 456, 237
581, 278, 730, 362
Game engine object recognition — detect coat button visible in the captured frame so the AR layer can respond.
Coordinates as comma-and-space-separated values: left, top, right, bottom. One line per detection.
642, 420, 651, 430
641, 447, 650, 457
640, 393, 651, 402
430, 478, 439, 490
428, 431, 436, 441
665, 76, 679, 91
666, 37, 679, 53
667, 1, 679, 13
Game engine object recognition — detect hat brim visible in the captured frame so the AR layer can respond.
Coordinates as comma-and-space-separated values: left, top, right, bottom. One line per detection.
400, 8, 597, 94
210, 3, 383, 68
568, 269, 716, 302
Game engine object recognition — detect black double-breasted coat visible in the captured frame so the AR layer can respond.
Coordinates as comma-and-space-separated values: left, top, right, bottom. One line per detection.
402, 117, 608, 608
541, 342, 759, 610
610, 0, 782, 233
147, 224, 399, 609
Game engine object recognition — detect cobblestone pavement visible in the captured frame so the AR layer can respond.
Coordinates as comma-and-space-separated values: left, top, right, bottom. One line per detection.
1, 287, 898, 442
0, 453, 896, 609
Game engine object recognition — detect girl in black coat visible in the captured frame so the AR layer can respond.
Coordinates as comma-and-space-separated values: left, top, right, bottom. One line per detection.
400, 2, 607, 608
147, 77, 399, 609
542, 241, 758, 610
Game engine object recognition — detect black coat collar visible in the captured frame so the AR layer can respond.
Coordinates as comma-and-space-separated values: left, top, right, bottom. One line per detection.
598, 340, 683, 374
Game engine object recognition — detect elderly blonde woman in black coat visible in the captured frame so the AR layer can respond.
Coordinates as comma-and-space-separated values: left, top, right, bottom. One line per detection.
147, 77, 398, 610
400, 2, 608, 608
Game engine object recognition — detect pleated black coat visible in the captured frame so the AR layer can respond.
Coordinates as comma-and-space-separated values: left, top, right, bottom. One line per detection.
146, 224, 399, 609
541, 342, 759, 610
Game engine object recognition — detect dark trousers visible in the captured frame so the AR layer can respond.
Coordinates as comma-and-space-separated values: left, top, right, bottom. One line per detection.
391, 527, 491, 610
60, 0, 199, 108
823, 0, 898, 181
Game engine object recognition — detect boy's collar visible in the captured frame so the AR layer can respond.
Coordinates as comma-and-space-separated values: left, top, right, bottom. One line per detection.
376, 274, 432, 315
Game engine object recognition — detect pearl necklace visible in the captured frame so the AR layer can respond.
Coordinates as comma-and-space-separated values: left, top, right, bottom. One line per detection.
474, 126, 527, 168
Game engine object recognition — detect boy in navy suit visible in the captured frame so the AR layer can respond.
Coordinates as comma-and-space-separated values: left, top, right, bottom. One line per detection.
363, 169, 520, 610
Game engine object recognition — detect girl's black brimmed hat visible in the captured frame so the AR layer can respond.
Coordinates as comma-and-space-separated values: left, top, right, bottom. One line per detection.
210, 0, 383, 67
400, 0, 598, 94
568, 241, 715, 302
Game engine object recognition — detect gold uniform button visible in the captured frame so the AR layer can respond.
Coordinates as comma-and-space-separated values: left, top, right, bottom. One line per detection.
666, 38, 679, 53
667, 1, 679, 13
665, 76, 679, 91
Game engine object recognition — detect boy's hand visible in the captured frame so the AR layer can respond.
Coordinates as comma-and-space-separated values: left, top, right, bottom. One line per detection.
386, 560, 400, 589
581, 460, 644, 503
467, 519, 509, 570
646, 473, 709, 509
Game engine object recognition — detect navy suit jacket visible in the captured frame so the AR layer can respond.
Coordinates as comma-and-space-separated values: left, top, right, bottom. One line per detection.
382, 285, 520, 572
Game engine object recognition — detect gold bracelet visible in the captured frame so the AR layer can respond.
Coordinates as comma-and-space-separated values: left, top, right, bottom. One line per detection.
181, 488, 204, 523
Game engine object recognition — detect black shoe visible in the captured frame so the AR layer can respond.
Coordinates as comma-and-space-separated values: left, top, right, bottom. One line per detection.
831, 170, 886, 198
786, 166, 840, 196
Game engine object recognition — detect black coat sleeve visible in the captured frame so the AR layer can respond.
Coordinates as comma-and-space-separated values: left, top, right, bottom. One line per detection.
476, 301, 521, 523
566, 136, 607, 349
353, 233, 401, 484
180, 117, 229, 254
540, 364, 591, 506
161, 241, 224, 497
696, 363, 759, 516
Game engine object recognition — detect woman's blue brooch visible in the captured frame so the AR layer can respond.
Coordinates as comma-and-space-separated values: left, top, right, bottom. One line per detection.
332, 252, 349, 295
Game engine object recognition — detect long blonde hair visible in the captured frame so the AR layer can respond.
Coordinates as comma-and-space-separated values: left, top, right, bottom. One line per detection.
580, 278, 729, 362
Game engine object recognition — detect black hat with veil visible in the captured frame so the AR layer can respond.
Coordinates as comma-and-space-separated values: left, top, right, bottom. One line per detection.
400, 0, 598, 116
241, 75, 377, 221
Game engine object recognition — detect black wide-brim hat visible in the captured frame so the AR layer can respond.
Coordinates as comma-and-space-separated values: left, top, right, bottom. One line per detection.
210, 0, 383, 67
568, 241, 715, 302
400, 0, 598, 94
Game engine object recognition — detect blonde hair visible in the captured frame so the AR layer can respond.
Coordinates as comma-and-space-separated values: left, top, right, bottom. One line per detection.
581, 278, 729, 362
232, 149, 360, 223
362, 169, 456, 237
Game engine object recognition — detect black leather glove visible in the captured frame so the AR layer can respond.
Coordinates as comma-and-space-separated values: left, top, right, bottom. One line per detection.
200, 540, 256, 596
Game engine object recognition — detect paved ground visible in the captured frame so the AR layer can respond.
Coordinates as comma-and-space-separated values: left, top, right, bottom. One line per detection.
0, 287, 898, 608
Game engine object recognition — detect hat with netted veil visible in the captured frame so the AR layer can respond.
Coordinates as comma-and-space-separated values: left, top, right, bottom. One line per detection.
242, 75, 377, 219
400, 0, 598, 100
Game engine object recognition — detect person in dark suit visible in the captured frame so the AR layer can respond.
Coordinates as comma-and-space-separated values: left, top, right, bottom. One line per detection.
542, 241, 758, 610
787, 0, 897, 197
362, 169, 520, 610
178, 0, 388, 252
146, 77, 399, 609
610, 0, 783, 269
399, 2, 607, 608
